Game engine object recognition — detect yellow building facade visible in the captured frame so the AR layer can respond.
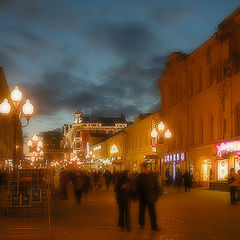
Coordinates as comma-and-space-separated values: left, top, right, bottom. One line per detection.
92, 112, 167, 173
158, 8, 240, 188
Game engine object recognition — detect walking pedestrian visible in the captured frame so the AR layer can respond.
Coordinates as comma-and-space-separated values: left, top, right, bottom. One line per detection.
104, 170, 112, 190
228, 168, 239, 205
73, 172, 84, 204
182, 169, 191, 192
59, 169, 69, 200
136, 163, 160, 231
175, 169, 182, 192
115, 170, 132, 231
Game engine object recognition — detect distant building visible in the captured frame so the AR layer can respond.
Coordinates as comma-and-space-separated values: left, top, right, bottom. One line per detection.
91, 112, 160, 172
0, 67, 23, 168
43, 130, 65, 163
158, 7, 240, 189
63, 112, 128, 163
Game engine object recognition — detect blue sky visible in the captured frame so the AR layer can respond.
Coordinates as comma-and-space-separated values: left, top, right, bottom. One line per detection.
0, 0, 239, 137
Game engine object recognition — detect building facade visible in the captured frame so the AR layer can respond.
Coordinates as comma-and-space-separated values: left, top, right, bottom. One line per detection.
63, 112, 128, 164
158, 8, 240, 187
91, 112, 165, 173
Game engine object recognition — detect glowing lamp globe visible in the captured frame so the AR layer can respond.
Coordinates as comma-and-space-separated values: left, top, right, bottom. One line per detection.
27, 139, 33, 147
0, 99, 11, 114
158, 121, 165, 131
151, 128, 158, 138
165, 129, 172, 139
32, 134, 38, 142
38, 140, 43, 147
11, 86, 22, 103
23, 99, 34, 116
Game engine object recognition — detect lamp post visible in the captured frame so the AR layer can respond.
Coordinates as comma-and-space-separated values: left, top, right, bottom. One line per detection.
0, 86, 34, 169
151, 120, 172, 175
27, 134, 44, 168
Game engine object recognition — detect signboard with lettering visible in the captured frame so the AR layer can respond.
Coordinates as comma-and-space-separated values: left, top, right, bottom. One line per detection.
163, 152, 186, 163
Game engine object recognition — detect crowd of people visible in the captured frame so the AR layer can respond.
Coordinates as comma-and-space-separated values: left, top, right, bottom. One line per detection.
57, 165, 162, 232
55, 165, 240, 232
165, 167, 193, 192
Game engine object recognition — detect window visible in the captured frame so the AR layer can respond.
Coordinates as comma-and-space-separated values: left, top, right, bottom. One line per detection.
235, 103, 240, 136
199, 117, 203, 144
75, 142, 80, 149
76, 130, 80, 138
209, 114, 214, 141
217, 159, 228, 181
197, 67, 202, 93
188, 72, 193, 97
190, 119, 194, 145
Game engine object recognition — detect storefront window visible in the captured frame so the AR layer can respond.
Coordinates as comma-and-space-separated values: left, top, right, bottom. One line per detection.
218, 159, 228, 181
201, 160, 211, 181
235, 158, 240, 172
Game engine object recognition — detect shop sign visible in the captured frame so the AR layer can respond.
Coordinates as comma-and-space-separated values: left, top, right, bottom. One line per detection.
151, 120, 157, 152
163, 152, 186, 163
93, 145, 102, 151
216, 140, 240, 157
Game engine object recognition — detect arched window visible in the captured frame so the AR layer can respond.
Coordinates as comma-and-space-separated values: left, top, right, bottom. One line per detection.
209, 114, 214, 141
189, 119, 194, 146
199, 117, 203, 144
235, 103, 240, 136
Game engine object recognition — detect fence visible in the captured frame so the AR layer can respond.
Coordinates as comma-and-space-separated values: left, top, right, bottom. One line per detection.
0, 169, 52, 240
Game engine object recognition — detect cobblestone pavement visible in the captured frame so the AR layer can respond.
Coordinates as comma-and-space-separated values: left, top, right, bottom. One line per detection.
1, 185, 240, 240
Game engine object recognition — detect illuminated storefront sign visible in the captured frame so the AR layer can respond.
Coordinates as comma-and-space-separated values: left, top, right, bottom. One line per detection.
93, 145, 102, 151
216, 140, 240, 157
110, 144, 119, 154
151, 120, 157, 153
163, 152, 186, 163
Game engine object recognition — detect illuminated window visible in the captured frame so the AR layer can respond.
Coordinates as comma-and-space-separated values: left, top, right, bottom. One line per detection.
217, 159, 228, 181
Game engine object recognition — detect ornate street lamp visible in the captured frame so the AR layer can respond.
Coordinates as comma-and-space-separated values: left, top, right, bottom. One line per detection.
0, 86, 34, 169
27, 134, 44, 167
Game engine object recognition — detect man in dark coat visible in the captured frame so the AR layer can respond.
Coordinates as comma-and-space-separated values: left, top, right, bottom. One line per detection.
115, 170, 132, 231
136, 163, 160, 231
182, 169, 191, 192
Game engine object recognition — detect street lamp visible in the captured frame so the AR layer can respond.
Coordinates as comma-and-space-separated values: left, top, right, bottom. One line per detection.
0, 86, 34, 169
28, 134, 44, 167
151, 120, 172, 175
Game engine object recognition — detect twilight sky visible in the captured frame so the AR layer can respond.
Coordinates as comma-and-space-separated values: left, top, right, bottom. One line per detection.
0, 0, 239, 137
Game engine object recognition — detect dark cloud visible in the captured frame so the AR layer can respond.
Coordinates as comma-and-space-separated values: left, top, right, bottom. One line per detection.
87, 22, 156, 60
20, 56, 163, 121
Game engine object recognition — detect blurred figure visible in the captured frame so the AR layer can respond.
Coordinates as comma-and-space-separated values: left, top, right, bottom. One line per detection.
59, 169, 69, 200
182, 169, 191, 192
228, 168, 239, 205
237, 170, 240, 201
104, 170, 112, 190
175, 169, 182, 192
83, 171, 92, 199
93, 171, 99, 189
73, 171, 84, 204
136, 163, 160, 231
165, 167, 171, 185
98, 171, 104, 190
115, 170, 132, 231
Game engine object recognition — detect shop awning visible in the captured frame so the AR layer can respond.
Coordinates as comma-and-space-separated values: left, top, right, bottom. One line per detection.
144, 154, 159, 159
